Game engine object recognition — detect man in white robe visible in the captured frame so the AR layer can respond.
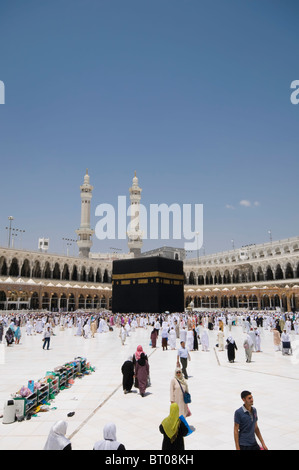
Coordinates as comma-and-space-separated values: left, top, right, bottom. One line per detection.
180, 326, 187, 344
254, 328, 262, 352
217, 328, 225, 351
186, 329, 194, 351
243, 333, 254, 363
168, 327, 177, 350
201, 329, 209, 351
76, 318, 83, 336
249, 328, 257, 351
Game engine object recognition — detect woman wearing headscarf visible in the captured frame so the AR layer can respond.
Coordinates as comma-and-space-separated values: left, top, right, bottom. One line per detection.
44, 421, 72, 450
93, 423, 126, 450
135, 352, 150, 397
159, 403, 188, 450
5, 327, 14, 346
133, 345, 145, 362
271, 326, 281, 351
0, 321, 3, 343
14, 325, 21, 345
170, 368, 190, 418
192, 328, 198, 351
121, 356, 134, 394
150, 325, 158, 348
133, 345, 146, 388
226, 336, 238, 363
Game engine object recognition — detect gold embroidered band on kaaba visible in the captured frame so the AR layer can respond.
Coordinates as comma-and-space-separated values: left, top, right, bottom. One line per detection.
112, 271, 184, 280
112, 271, 184, 286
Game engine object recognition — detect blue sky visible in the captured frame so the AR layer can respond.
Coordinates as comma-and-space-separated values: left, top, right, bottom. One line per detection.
0, 0, 298, 257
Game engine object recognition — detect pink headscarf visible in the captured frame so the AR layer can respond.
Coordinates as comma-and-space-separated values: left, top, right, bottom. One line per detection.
135, 345, 143, 361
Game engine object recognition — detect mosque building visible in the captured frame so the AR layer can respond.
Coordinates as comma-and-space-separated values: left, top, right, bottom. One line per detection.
0, 170, 299, 312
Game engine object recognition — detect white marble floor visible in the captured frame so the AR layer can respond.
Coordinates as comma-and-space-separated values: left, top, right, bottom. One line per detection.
0, 322, 298, 450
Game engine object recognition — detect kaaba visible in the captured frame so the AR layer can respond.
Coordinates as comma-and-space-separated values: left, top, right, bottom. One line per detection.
112, 256, 184, 313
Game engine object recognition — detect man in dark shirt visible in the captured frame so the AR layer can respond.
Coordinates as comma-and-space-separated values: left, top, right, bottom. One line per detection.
234, 390, 268, 450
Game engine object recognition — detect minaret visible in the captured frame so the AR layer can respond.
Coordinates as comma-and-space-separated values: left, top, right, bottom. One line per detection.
127, 171, 143, 257
75, 169, 94, 258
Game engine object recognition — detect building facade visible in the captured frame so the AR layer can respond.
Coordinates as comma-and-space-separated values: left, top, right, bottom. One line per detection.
0, 247, 113, 311
184, 237, 299, 311
1, 236, 299, 312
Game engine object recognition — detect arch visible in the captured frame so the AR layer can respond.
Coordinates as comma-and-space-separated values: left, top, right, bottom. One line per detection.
238, 295, 248, 308
0, 290, 6, 310
185, 295, 192, 308
198, 275, 205, 285
32, 260, 42, 278
229, 295, 238, 308
281, 294, 288, 311
30, 292, 39, 309
0, 257, 8, 276
285, 263, 294, 279
42, 292, 50, 310
96, 268, 102, 283
265, 266, 274, 281
256, 267, 264, 282
247, 268, 255, 282
201, 296, 210, 308
223, 270, 231, 284
221, 296, 229, 308
88, 267, 94, 283
189, 271, 196, 285
62, 264, 70, 281
249, 295, 258, 309
275, 264, 284, 280
232, 269, 240, 283
53, 263, 61, 280
20, 259, 31, 278
100, 295, 107, 308
78, 294, 85, 309
205, 271, 213, 285
9, 258, 19, 277
69, 293, 75, 311
50, 293, 59, 311
71, 265, 78, 281
86, 295, 92, 308
94, 295, 100, 309
261, 294, 270, 309
214, 271, 222, 284
60, 293, 68, 310
193, 296, 200, 308
273, 294, 280, 308
103, 269, 110, 283
44, 262, 51, 279
81, 266, 87, 282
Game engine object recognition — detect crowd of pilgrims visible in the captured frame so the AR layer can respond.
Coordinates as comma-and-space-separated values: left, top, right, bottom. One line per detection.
1, 309, 299, 449
0, 309, 298, 348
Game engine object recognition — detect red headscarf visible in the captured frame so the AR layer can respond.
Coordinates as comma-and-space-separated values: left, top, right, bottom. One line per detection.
135, 345, 143, 361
